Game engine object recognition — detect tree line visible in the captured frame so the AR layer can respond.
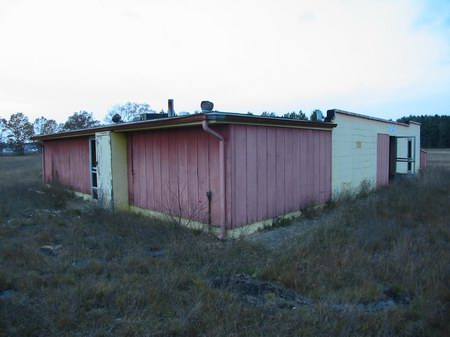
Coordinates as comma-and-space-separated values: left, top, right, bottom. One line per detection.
1, 103, 326, 154
0, 102, 155, 154
2, 106, 448, 155
397, 115, 450, 148
0, 111, 100, 154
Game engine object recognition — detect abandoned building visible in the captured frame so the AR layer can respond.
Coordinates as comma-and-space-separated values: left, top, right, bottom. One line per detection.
325, 109, 423, 195
35, 103, 425, 237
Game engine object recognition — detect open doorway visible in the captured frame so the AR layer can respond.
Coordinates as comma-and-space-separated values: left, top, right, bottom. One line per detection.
389, 136, 397, 181
389, 136, 416, 179
89, 138, 98, 199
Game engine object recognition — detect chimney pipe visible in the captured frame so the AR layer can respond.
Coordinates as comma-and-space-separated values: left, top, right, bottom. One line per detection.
167, 99, 175, 117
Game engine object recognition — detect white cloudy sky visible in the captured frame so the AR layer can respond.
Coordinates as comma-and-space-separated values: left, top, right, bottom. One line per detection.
0, 0, 449, 123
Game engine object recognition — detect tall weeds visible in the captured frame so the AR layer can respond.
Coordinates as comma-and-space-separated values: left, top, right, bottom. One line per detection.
263, 168, 450, 336
1, 156, 449, 336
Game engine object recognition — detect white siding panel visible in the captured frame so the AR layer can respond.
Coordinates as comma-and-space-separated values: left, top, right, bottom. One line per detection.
331, 113, 421, 196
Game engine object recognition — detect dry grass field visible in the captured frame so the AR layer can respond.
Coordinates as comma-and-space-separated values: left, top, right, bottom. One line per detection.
424, 148, 450, 168
0, 155, 449, 337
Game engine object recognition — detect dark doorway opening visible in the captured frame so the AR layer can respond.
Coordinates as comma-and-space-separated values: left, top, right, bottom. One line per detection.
390, 136, 416, 180
389, 136, 397, 181
89, 138, 98, 199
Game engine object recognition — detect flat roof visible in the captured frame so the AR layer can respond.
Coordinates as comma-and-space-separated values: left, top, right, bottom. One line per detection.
326, 109, 420, 126
34, 112, 336, 141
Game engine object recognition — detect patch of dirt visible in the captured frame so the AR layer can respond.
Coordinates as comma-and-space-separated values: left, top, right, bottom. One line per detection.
209, 274, 311, 309
66, 197, 97, 213
244, 217, 323, 249
209, 274, 411, 313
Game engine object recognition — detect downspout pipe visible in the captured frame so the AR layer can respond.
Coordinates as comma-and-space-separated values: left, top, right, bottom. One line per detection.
201, 119, 226, 239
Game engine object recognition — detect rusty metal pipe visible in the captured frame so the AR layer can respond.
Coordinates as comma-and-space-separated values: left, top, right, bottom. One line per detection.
201, 120, 226, 239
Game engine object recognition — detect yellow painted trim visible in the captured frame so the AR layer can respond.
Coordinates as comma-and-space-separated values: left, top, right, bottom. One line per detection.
45, 184, 94, 202
208, 120, 334, 131
113, 121, 204, 133
73, 191, 94, 201
226, 210, 304, 238
129, 206, 309, 238
129, 205, 221, 235
110, 132, 129, 211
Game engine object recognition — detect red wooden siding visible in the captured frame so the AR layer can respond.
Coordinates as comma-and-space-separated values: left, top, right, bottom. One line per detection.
42, 137, 91, 195
420, 149, 427, 170
376, 134, 390, 187
229, 125, 332, 228
128, 126, 228, 226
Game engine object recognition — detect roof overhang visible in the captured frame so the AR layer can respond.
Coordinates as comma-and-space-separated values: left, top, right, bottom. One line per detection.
325, 109, 420, 127
34, 112, 336, 141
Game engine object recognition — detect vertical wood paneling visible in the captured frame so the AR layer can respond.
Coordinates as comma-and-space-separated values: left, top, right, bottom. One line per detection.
306, 130, 314, 205
208, 133, 221, 225
292, 130, 300, 209
197, 130, 209, 223
234, 125, 247, 225
313, 132, 320, 203
256, 127, 268, 221
377, 134, 390, 187
325, 132, 332, 202
299, 131, 307, 208
276, 128, 285, 214
226, 127, 233, 228
127, 134, 134, 205
129, 126, 225, 225
146, 133, 154, 210
152, 132, 162, 209
126, 124, 332, 229
246, 126, 258, 223
284, 129, 294, 213
229, 125, 332, 227
42, 137, 91, 195
168, 133, 179, 207
420, 149, 427, 170
266, 128, 277, 218
160, 133, 170, 210
177, 132, 188, 218
319, 131, 326, 202
139, 134, 147, 208
187, 130, 199, 219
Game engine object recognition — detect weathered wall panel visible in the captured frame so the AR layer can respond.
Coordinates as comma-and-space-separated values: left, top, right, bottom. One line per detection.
420, 149, 427, 170
331, 113, 421, 194
128, 126, 228, 226
229, 125, 332, 228
42, 137, 91, 195
256, 127, 268, 221
377, 134, 390, 187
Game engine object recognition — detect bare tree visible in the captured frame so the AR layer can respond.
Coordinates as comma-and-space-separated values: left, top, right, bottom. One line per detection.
283, 110, 308, 120
33, 116, 60, 135
162, 180, 209, 229
0, 117, 7, 144
4, 113, 34, 154
104, 102, 156, 123
62, 111, 100, 131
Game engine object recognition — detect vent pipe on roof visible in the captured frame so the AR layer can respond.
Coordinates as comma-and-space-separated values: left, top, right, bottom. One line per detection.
201, 101, 214, 113
168, 99, 175, 117
112, 114, 122, 123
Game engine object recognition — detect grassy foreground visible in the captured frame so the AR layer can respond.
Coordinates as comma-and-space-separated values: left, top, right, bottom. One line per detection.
0, 155, 449, 337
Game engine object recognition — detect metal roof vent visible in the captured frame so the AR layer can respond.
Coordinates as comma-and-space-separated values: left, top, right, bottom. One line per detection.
201, 101, 214, 113
167, 99, 175, 117
112, 114, 122, 123
316, 110, 323, 122
139, 113, 168, 120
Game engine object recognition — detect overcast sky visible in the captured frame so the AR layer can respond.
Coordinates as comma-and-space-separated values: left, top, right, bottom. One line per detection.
0, 0, 449, 123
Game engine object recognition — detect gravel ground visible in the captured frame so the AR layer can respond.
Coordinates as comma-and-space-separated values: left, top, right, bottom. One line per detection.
244, 216, 325, 249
